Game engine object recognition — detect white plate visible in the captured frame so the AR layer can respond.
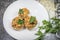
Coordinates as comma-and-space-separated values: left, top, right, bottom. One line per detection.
3, 0, 49, 40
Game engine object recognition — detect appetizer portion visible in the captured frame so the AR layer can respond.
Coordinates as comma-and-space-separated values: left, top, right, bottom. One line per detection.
18, 8, 29, 18
12, 8, 37, 31
12, 17, 24, 30
25, 16, 37, 30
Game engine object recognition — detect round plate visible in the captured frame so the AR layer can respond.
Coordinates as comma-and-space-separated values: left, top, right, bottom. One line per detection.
3, 0, 49, 40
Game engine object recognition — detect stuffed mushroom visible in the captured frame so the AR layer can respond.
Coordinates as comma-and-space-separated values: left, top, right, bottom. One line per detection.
12, 16, 24, 30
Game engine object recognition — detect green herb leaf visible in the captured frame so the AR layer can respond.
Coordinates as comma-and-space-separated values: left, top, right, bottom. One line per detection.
49, 28, 58, 34
29, 16, 36, 23
19, 9, 24, 14
17, 19, 24, 24
35, 36, 42, 40
36, 30, 43, 36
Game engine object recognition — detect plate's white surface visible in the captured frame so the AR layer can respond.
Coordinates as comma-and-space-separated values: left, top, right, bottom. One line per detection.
3, 0, 49, 40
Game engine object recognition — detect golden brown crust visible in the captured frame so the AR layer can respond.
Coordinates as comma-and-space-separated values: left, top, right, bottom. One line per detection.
24, 16, 37, 30
12, 16, 24, 30
19, 8, 29, 18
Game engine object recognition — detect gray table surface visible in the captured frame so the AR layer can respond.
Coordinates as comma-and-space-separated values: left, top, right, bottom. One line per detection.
0, 0, 60, 40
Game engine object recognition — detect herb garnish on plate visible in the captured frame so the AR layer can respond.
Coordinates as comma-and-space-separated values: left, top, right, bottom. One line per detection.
17, 19, 24, 24
29, 16, 36, 23
19, 9, 24, 14
35, 17, 60, 40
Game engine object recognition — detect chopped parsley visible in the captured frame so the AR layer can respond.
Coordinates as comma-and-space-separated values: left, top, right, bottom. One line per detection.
19, 9, 24, 14
29, 16, 36, 23
17, 19, 24, 24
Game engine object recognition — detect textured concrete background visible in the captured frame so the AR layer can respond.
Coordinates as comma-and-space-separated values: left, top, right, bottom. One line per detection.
0, 0, 60, 40
0, 0, 16, 40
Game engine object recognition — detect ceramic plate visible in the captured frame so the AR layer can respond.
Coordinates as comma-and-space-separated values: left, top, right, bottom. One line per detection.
3, 0, 49, 40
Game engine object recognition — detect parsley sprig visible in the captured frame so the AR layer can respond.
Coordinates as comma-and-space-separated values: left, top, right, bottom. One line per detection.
35, 17, 60, 40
